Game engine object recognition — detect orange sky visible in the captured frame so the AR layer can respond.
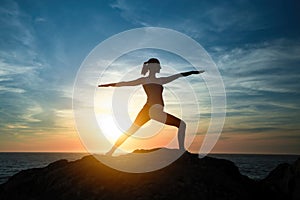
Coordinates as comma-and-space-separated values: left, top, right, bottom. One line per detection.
1, 126, 299, 155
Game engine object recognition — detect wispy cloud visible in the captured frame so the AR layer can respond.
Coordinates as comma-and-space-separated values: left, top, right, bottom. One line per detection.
0, 1, 74, 139
110, 0, 278, 44
210, 38, 300, 139
215, 39, 300, 94
0, 85, 25, 93
110, 0, 153, 26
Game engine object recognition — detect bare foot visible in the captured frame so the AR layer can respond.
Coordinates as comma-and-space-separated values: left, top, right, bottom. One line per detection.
105, 148, 115, 156
105, 151, 113, 156
179, 147, 186, 153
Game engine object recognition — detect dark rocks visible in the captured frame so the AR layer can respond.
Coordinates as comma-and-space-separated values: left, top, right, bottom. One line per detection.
0, 149, 298, 200
261, 158, 300, 200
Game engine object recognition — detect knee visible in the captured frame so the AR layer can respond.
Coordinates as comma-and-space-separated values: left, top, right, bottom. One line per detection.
179, 120, 186, 129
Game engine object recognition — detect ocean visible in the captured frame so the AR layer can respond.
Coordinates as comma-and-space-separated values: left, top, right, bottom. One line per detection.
209, 154, 299, 180
0, 152, 298, 184
0, 153, 88, 185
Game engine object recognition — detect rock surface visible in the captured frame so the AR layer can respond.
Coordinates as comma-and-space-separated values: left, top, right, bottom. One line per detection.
0, 149, 298, 200
261, 157, 300, 200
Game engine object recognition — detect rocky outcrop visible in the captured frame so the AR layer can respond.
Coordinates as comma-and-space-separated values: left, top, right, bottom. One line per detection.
261, 158, 300, 200
0, 149, 298, 200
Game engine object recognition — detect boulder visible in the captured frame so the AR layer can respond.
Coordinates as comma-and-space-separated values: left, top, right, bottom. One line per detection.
261, 157, 300, 200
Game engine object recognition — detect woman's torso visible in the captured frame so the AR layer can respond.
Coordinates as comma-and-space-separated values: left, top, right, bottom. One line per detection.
142, 83, 164, 106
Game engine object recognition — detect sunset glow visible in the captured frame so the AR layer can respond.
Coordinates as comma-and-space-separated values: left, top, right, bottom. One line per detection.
0, 0, 299, 154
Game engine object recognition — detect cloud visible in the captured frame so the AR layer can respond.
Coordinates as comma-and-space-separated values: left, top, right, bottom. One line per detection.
109, 0, 278, 43
110, 0, 152, 26
201, 38, 300, 140
0, 1, 44, 90
0, 85, 25, 93
0, 1, 35, 49
34, 17, 46, 23
215, 39, 300, 94
0, 1, 74, 138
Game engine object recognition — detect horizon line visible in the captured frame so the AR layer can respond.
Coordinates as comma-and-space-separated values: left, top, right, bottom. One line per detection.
0, 151, 299, 156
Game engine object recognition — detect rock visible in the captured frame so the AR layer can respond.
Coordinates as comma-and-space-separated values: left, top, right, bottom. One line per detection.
0, 149, 286, 200
261, 157, 300, 200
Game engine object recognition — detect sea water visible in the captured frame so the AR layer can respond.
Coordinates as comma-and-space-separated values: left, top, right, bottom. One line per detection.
0, 153, 87, 184
210, 154, 299, 180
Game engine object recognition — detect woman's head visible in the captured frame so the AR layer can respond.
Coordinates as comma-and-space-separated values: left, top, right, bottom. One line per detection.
141, 58, 161, 75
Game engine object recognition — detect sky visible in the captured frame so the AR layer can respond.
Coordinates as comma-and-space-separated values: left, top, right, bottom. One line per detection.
0, 0, 300, 154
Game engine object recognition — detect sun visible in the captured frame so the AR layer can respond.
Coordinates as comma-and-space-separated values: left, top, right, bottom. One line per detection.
95, 114, 122, 143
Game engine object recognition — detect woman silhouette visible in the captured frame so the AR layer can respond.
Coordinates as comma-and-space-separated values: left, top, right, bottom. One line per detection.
98, 58, 204, 156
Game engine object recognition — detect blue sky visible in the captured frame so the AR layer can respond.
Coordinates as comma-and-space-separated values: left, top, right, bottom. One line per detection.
0, 0, 299, 153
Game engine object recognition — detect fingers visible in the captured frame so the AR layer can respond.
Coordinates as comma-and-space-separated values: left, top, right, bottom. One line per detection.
181, 70, 204, 77
98, 84, 109, 87
192, 70, 204, 74
98, 83, 115, 87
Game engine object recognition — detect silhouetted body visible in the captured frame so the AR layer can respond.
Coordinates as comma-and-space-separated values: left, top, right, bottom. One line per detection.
143, 83, 164, 106
134, 83, 181, 128
98, 58, 204, 156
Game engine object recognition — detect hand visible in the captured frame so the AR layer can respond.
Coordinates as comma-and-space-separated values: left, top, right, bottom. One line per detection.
98, 83, 116, 87
192, 70, 205, 74
181, 70, 204, 77
190, 71, 199, 74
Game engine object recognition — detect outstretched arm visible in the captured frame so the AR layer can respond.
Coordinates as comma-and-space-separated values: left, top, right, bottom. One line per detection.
160, 70, 204, 84
98, 77, 144, 87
